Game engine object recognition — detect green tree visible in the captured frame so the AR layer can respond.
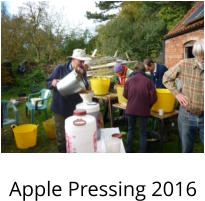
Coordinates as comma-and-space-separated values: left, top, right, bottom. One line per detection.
157, 1, 194, 31
1, 13, 28, 63
1, 1, 65, 64
22, 1, 50, 61
90, 1, 194, 61
86, 1, 122, 22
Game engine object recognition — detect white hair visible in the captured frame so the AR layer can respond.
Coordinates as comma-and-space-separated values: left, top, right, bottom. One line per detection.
192, 39, 204, 57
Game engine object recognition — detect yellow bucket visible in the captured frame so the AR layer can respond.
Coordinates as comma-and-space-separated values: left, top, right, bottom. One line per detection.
90, 77, 110, 95
43, 118, 56, 139
12, 124, 38, 149
151, 89, 176, 113
116, 85, 127, 104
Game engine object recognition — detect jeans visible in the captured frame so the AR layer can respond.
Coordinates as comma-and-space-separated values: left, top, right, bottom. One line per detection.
126, 115, 148, 153
54, 113, 66, 153
178, 107, 204, 153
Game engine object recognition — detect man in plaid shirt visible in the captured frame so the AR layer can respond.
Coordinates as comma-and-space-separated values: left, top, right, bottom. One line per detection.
163, 40, 204, 153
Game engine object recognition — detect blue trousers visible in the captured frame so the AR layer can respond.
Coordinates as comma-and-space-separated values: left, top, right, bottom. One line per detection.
126, 115, 148, 153
178, 107, 204, 153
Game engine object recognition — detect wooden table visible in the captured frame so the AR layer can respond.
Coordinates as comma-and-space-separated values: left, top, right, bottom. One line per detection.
93, 93, 118, 126
112, 103, 179, 151
112, 103, 127, 127
150, 110, 179, 151
93, 93, 118, 101
150, 110, 179, 120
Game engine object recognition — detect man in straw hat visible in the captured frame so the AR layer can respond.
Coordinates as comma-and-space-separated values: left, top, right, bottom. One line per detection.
47, 49, 91, 153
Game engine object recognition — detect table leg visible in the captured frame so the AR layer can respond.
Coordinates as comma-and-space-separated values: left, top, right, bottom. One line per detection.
108, 98, 113, 127
158, 119, 165, 152
103, 102, 109, 123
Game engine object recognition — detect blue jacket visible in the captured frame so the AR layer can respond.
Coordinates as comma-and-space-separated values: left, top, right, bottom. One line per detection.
47, 62, 89, 117
151, 63, 168, 88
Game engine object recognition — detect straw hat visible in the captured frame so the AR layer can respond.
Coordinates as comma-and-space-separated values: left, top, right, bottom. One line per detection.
68, 49, 91, 61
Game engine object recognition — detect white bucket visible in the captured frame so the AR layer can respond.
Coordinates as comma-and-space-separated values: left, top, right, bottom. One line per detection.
76, 102, 101, 140
57, 70, 86, 96
65, 109, 97, 153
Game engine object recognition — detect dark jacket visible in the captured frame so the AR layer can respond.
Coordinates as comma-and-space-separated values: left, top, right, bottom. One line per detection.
128, 70, 149, 79
123, 72, 157, 117
151, 63, 167, 88
47, 62, 88, 117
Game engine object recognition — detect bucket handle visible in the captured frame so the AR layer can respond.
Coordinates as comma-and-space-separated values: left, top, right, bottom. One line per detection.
10, 124, 39, 130
11, 124, 17, 130
73, 119, 86, 126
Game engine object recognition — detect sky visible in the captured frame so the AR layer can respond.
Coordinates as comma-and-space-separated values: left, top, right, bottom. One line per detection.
5, 0, 105, 34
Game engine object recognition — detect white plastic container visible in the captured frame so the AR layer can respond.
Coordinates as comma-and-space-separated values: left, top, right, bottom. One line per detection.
65, 109, 97, 153
76, 102, 101, 140
104, 137, 121, 153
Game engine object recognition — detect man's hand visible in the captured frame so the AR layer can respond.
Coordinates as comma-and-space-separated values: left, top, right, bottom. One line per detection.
52, 79, 60, 87
75, 66, 84, 76
176, 93, 189, 107
83, 63, 89, 71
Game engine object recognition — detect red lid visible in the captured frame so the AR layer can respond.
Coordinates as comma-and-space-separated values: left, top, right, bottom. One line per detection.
112, 133, 122, 139
73, 109, 87, 116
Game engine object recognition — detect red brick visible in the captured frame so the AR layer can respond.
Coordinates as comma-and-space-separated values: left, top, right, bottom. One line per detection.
165, 29, 204, 68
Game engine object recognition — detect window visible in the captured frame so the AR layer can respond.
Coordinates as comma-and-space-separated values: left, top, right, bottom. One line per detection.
184, 40, 196, 59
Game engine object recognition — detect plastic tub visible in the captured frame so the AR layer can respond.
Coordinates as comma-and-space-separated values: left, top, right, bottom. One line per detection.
90, 77, 110, 95
76, 102, 101, 140
43, 118, 56, 139
65, 109, 97, 153
12, 124, 38, 149
116, 85, 127, 104
151, 89, 176, 113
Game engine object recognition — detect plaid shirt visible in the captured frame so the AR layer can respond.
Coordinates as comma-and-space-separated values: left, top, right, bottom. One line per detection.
163, 58, 204, 112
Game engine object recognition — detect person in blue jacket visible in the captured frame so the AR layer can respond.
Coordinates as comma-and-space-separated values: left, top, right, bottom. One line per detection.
47, 49, 90, 153
143, 58, 168, 88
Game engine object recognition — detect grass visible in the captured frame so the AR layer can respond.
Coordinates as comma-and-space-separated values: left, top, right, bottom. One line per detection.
1, 88, 58, 153
1, 86, 204, 153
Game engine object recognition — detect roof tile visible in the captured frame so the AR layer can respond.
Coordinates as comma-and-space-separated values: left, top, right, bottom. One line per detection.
165, 2, 204, 39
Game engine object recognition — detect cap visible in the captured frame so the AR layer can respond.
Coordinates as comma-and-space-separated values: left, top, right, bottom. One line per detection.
114, 63, 123, 73
73, 109, 87, 116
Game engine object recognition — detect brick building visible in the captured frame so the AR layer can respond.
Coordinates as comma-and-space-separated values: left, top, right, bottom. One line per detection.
164, 1, 204, 68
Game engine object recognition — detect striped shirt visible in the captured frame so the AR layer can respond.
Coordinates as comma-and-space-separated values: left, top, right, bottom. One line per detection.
163, 58, 204, 112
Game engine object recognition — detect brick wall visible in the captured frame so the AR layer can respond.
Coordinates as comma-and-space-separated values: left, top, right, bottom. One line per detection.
165, 28, 204, 68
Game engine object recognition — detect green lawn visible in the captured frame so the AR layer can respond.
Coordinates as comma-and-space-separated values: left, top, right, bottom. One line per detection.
1, 87, 204, 153
1, 98, 58, 153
